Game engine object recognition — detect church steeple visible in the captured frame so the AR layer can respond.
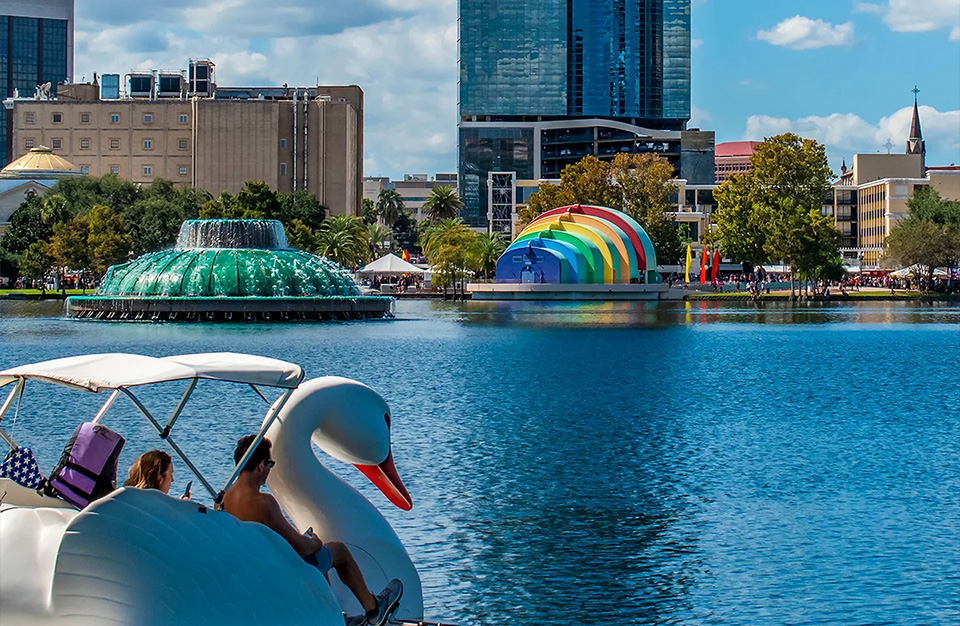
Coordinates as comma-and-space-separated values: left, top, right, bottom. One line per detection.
906, 86, 925, 171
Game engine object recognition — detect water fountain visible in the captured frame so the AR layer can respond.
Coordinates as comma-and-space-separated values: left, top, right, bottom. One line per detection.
67, 219, 392, 321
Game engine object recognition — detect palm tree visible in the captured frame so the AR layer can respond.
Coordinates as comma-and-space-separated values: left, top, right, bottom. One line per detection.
419, 218, 466, 260
364, 223, 393, 263
376, 189, 404, 226
422, 186, 464, 223
317, 215, 365, 268
474, 233, 507, 279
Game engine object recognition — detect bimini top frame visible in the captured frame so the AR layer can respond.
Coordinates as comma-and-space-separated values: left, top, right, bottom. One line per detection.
0, 352, 305, 505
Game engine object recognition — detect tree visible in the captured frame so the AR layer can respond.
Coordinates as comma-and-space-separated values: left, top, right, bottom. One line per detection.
285, 219, 318, 253
316, 215, 366, 268
279, 191, 326, 231
361, 198, 378, 225
709, 133, 839, 297
420, 218, 481, 297
48, 216, 92, 288
473, 233, 506, 279
365, 223, 394, 262
86, 205, 131, 277
392, 210, 420, 254
422, 186, 464, 223
19, 241, 54, 289
376, 189, 405, 226
233, 180, 281, 219
0, 192, 52, 257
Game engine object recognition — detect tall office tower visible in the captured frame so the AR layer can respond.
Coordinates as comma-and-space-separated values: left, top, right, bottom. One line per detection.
0, 0, 74, 166
459, 0, 711, 231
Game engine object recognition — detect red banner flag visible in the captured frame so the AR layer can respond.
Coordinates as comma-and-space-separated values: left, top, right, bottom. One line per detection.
699, 249, 708, 284
711, 249, 721, 284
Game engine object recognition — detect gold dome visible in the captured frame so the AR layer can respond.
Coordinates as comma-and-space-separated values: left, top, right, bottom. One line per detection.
1, 146, 81, 178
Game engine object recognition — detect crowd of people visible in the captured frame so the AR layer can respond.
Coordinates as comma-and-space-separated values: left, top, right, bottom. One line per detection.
363, 273, 423, 294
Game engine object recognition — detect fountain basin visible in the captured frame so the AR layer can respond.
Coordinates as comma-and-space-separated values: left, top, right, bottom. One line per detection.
68, 219, 392, 321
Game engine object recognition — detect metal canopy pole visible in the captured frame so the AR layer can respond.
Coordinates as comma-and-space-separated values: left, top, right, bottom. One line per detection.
0, 380, 25, 449
0, 379, 25, 426
91, 389, 120, 424
161, 379, 197, 437
214, 387, 294, 506
119, 387, 217, 501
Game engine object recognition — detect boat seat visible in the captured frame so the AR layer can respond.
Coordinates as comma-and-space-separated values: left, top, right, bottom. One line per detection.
0, 477, 74, 508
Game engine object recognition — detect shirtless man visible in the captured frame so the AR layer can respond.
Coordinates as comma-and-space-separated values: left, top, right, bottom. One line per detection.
223, 435, 402, 626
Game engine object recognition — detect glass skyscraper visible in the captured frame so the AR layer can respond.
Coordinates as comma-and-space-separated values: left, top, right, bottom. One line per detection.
0, 0, 74, 166
459, 0, 698, 228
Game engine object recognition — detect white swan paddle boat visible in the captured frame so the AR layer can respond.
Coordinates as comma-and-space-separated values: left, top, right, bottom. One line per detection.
0, 352, 444, 625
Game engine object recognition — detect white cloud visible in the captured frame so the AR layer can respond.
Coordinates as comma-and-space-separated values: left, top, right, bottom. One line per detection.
74, 1, 459, 178
855, 0, 960, 41
885, 0, 960, 37
691, 38, 704, 50
757, 15, 855, 50
744, 106, 960, 164
852, 1, 884, 14
689, 105, 710, 128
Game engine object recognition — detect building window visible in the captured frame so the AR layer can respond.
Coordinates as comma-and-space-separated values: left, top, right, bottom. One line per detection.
280, 138, 287, 149
179, 114, 188, 124
110, 139, 120, 149
80, 166, 89, 174
279, 163, 287, 176
143, 166, 153, 176
143, 113, 153, 124
52, 138, 62, 149
179, 139, 188, 150
52, 113, 62, 124
143, 139, 153, 150
24, 138, 35, 149
80, 139, 91, 150
179, 166, 188, 176
25, 112, 35, 125
110, 113, 120, 124
80, 113, 91, 124
110, 165, 119, 175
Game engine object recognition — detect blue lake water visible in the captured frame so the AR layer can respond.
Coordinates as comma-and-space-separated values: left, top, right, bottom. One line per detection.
1, 300, 958, 625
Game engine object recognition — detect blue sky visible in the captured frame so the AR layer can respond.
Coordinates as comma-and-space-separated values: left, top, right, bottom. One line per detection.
74, 0, 960, 179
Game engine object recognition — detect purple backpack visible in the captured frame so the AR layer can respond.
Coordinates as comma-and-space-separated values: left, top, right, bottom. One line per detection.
45, 422, 125, 509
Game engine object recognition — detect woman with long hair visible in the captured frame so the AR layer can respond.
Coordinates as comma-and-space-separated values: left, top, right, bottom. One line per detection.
124, 450, 176, 494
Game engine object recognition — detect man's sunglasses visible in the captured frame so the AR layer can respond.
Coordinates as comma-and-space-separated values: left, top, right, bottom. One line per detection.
264, 459, 276, 468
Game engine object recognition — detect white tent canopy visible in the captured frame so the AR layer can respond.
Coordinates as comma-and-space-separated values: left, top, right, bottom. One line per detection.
356, 253, 424, 276
888, 265, 950, 278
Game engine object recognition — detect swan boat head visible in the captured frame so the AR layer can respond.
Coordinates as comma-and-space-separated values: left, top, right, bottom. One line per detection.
264, 376, 423, 619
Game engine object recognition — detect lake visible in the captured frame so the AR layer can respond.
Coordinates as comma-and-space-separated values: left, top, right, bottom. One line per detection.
1, 300, 958, 625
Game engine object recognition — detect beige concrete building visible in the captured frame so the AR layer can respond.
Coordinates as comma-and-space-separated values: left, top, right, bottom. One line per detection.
8, 66, 364, 215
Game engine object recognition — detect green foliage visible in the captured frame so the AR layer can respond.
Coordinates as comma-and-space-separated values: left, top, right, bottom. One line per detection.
376, 189, 405, 226
422, 186, 464, 223
361, 198, 378, 225
279, 190, 326, 231
420, 219, 481, 288
19, 241, 54, 281
47, 204, 131, 281
0, 191, 51, 256
474, 233, 507, 279
365, 223, 394, 261
710, 133, 839, 280
285, 219, 318, 253
316, 215, 367, 269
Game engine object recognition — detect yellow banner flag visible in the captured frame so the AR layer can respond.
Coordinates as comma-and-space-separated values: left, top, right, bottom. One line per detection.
684, 245, 692, 283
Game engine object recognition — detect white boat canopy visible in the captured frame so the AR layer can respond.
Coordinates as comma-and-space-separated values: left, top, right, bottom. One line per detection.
0, 352, 305, 505
0, 352, 303, 392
